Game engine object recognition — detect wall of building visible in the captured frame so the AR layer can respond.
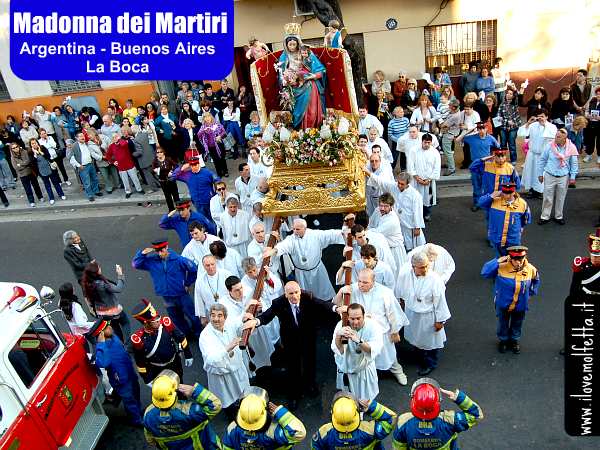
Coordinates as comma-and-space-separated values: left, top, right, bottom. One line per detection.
234, 0, 600, 82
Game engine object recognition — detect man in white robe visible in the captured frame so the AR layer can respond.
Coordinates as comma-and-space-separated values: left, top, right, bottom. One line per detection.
358, 107, 383, 136
332, 303, 383, 401
235, 163, 258, 213
241, 257, 283, 347
250, 178, 269, 206
265, 219, 344, 300
368, 193, 407, 271
220, 197, 251, 258
406, 243, 455, 284
407, 133, 441, 221
517, 110, 557, 198
364, 171, 426, 251
395, 252, 451, 376
210, 181, 238, 235
336, 244, 395, 290
335, 269, 409, 385
219, 275, 274, 372
198, 303, 250, 409
182, 222, 222, 265
342, 220, 397, 275
398, 126, 440, 168
248, 147, 273, 179
367, 127, 393, 164
209, 240, 243, 278
194, 255, 233, 325
366, 152, 394, 216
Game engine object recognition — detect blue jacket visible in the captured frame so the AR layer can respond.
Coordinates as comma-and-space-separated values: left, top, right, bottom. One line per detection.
95, 335, 137, 388
470, 159, 521, 198
132, 249, 197, 297
223, 405, 306, 449
463, 134, 500, 161
312, 401, 396, 450
154, 113, 178, 140
144, 383, 222, 450
159, 211, 217, 247
478, 194, 530, 246
481, 257, 540, 312
476, 76, 495, 95
171, 166, 218, 207
392, 391, 483, 450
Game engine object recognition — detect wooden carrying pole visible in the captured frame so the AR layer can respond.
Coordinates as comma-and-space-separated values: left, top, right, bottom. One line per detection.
240, 216, 283, 350
342, 215, 355, 330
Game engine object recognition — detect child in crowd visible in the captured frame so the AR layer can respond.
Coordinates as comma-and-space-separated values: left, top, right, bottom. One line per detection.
387, 106, 410, 169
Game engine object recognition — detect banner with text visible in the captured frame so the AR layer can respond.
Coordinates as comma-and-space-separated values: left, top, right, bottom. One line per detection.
10, 1, 234, 80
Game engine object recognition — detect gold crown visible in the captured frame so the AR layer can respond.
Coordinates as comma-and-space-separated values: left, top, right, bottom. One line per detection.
284, 22, 302, 36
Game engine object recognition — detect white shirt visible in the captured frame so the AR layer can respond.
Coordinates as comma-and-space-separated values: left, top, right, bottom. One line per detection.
194, 269, 233, 318
358, 114, 384, 136
181, 234, 222, 265
235, 176, 258, 212
220, 209, 252, 249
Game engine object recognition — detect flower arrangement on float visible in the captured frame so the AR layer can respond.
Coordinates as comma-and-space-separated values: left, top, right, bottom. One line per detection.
263, 117, 357, 167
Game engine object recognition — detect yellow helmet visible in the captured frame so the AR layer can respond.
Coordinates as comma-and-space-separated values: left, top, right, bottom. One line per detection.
152, 375, 178, 409
331, 396, 360, 432
237, 394, 267, 431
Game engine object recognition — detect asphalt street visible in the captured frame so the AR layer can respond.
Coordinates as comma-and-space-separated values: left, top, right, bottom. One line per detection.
2, 189, 600, 449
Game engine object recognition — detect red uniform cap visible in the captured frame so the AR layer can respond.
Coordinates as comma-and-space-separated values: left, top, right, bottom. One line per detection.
176, 200, 192, 210
500, 183, 516, 193
507, 246, 528, 258
492, 148, 508, 155
152, 239, 169, 250
86, 319, 109, 338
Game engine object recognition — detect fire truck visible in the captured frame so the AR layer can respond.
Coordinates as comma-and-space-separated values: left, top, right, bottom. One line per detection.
0, 282, 109, 449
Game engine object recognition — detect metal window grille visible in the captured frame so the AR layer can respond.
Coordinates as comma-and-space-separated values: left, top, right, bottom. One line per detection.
424, 20, 497, 76
0, 72, 11, 101
49, 80, 102, 95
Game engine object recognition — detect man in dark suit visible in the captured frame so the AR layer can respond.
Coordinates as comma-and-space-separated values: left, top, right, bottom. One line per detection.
243, 281, 343, 410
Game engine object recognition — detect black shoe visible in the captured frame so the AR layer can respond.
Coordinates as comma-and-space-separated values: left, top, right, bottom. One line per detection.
106, 190, 113, 195
471, 205, 479, 212
554, 218, 566, 225
3, 203, 9, 208
559, 348, 565, 356
138, 189, 146, 195
417, 367, 434, 376
511, 341, 521, 354
537, 218, 550, 225
224, 173, 230, 178
125, 193, 131, 199
95, 192, 103, 197
88, 197, 95, 202
424, 215, 431, 222
498, 341, 508, 353
443, 169, 455, 176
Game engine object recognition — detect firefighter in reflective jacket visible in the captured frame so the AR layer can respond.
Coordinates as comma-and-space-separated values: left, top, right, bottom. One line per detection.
312, 391, 396, 450
223, 386, 306, 449
392, 378, 483, 450
130, 299, 193, 384
144, 370, 222, 449
478, 182, 530, 256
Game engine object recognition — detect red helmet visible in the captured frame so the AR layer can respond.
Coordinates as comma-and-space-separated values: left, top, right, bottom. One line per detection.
410, 378, 441, 420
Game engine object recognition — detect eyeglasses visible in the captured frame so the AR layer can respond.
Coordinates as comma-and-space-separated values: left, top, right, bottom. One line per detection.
216, 187, 225, 191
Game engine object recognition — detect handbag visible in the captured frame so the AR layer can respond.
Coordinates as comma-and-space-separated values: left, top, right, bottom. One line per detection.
223, 132, 236, 151
50, 161, 58, 171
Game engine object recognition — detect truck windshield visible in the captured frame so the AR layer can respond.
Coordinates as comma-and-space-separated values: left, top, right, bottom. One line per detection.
9, 317, 60, 388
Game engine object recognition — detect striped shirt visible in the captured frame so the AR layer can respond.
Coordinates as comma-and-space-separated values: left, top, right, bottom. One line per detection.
388, 117, 410, 142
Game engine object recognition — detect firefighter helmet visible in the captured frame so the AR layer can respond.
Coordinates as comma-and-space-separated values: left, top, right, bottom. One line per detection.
410, 377, 441, 420
331, 392, 360, 432
151, 370, 180, 409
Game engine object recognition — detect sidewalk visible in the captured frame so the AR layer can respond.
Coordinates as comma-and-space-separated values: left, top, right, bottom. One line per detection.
2, 154, 599, 214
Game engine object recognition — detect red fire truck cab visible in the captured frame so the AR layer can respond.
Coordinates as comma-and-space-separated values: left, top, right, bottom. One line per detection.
0, 282, 108, 449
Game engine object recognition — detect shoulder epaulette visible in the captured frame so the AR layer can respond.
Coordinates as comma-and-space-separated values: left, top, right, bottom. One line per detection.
130, 329, 144, 348
161, 316, 175, 331
573, 256, 590, 272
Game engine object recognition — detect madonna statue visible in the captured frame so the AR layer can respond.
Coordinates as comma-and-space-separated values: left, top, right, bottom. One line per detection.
277, 23, 327, 129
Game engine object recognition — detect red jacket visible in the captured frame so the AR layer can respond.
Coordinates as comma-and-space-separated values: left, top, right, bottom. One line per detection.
106, 139, 135, 171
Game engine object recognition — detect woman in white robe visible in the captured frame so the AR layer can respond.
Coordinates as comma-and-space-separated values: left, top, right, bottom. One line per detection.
198, 306, 250, 409
518, 115, 557, 195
